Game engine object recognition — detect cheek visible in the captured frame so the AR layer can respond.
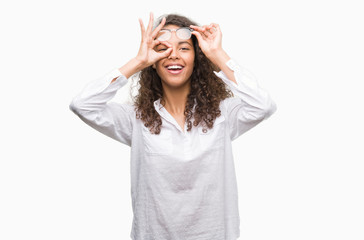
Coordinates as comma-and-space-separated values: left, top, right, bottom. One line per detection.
154, 62, 164, 74
188, 55, 195, 70
189, 52, 195, 65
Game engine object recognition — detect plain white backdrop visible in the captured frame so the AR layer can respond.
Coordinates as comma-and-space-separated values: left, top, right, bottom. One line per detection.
1, 0, 363, 239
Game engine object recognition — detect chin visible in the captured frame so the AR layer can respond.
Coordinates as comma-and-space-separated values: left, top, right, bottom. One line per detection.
162, 77, 191, 89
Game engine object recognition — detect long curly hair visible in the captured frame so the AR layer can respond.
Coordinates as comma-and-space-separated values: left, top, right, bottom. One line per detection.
134, 14, 232, 134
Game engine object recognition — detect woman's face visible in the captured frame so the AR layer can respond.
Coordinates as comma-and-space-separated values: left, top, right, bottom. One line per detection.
154, 24, 195, 90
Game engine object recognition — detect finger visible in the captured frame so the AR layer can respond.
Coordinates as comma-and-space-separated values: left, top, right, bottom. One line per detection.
206, 24, 215, 32
146, 12, 154, 34
195, 27, 210, 38
209, 23, 220, 33
190, 25, 208, 38
204, 27, 213, 37
158, 47, 172, 59
157, 40, 172, 48
198, 25, 212, 38
152, 39, 171, 49
139, 18, 146, 39
201, 25, 209, 31
190, 25, 204, 32
152, 47, 172, 63
191, 31, 204, 43
190, 25, 199, 29
151, 17, 166, 39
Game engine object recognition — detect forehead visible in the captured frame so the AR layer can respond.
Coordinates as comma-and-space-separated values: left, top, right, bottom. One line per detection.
161, 24, 180, 30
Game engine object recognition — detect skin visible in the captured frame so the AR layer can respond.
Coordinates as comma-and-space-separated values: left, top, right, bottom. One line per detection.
117, 12, 237, 131
153, 24, 195, 126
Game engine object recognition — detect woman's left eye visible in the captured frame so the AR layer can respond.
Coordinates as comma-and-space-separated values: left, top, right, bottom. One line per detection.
180, 47, 189, 51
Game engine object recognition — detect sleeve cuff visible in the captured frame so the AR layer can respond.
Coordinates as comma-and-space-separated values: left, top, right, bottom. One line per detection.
226, 58, 240, 72
78, 68, 128, 99
214, 59, 259, 91
103, 68, 130, 89
108, 68, 125, 82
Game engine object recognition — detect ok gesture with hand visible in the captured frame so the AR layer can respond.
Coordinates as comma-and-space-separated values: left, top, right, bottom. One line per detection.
135, 13, 172, 67
118, 13, 172, 79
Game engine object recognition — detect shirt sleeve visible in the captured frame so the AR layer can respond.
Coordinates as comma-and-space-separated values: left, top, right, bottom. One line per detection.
69, 69, 134, 146
215, 59, 277, 140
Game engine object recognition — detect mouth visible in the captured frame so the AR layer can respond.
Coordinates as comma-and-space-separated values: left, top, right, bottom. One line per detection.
165, 64, 184, 74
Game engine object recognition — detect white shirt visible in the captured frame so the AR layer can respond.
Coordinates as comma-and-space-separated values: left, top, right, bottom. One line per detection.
70, 59, 276, 240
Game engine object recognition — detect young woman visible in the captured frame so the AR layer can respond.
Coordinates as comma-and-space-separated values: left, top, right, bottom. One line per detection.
70, 13, 276, 240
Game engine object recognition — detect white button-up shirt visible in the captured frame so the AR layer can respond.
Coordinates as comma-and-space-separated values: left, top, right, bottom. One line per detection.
70, 59, 276, 240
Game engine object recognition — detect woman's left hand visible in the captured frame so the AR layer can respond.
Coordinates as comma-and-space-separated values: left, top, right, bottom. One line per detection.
190, 23, 223, 58
191, 23, 236, 84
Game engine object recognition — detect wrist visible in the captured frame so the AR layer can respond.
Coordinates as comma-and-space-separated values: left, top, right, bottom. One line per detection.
131, 57, 147, 72
206, 48, 230, 68
118, 58, 146, 79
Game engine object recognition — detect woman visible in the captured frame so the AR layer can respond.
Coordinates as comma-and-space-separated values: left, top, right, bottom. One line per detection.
70, 13, 276, 240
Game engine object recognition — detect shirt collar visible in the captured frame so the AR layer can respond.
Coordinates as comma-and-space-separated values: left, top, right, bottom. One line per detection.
153, 99, 163, 110
153, 99, 174, 123
153, 98, 197, 114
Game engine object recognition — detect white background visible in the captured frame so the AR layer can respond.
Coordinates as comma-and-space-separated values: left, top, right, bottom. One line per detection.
1, 0, 363, 239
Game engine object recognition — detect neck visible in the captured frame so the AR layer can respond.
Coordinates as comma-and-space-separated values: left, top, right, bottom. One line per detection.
162, 83, 190, 115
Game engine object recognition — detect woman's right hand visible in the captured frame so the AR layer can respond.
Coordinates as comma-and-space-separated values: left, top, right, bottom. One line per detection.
135, 13, 172, 68
118, 13, 171, 79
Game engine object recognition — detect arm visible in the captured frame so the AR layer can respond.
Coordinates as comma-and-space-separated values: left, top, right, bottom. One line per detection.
191, 23, 276, 140
190, 23, 236, 84
70, 13, 173, 144
117, 13, 173, 79
216, 60, 277, 140
69, 70, 134, 145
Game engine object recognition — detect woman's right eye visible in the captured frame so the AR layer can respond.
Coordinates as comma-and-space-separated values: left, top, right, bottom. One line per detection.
157, 48, 167, 52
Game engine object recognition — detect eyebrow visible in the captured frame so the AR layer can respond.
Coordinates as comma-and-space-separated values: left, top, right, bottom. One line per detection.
178, 41, 193, 46
156, 41, 193, 47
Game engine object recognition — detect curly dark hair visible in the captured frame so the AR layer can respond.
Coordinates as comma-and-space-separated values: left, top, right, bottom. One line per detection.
134, 14, 232, 134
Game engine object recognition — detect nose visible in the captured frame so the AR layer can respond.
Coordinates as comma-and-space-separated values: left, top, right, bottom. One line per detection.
168, 46, 180, 60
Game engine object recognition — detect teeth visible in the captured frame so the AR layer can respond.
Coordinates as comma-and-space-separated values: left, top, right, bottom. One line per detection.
167, 65, 183, 70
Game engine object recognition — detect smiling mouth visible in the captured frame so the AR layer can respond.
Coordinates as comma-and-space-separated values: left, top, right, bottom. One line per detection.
165, 64, 184, 74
